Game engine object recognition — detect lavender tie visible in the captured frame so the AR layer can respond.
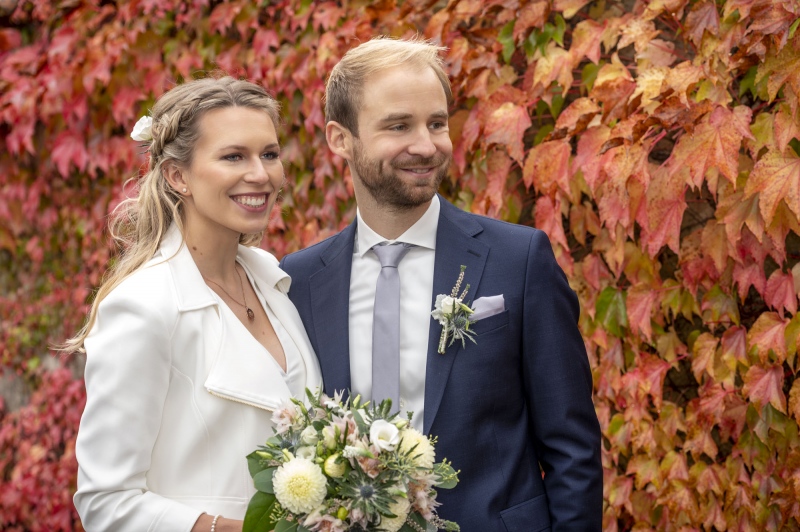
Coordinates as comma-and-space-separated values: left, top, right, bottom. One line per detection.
371, 242, 413, 410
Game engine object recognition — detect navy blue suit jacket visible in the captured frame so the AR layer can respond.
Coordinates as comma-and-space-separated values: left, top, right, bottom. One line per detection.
280, 197, 602, 532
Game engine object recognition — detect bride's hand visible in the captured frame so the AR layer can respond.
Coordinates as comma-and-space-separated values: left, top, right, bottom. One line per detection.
192, 513, 243, 532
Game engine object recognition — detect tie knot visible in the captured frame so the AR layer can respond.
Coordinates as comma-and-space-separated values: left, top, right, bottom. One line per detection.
372, 242, 412, 268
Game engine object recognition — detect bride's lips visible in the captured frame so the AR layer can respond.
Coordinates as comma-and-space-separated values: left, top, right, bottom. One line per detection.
231, 193, 270, 212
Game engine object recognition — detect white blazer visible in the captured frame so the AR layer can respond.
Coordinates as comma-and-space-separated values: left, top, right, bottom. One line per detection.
74, 225, 322, 532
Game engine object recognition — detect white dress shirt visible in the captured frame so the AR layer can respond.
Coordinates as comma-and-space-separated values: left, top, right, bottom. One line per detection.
349, 196, 439, 430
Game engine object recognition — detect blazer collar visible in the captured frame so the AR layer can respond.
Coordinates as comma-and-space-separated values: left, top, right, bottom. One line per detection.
158, 224, 319, 412
423, 197, 489, 434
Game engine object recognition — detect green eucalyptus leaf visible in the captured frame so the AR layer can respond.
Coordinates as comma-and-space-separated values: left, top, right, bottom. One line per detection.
253, 467, 277, 494
274, 519, 299, 532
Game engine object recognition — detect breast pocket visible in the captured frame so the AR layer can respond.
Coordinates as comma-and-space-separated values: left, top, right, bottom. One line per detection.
473, 309, 509, 335
500, 493, 551, 532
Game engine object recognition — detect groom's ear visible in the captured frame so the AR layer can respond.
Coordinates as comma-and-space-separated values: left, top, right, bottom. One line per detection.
326, 120, 353, 160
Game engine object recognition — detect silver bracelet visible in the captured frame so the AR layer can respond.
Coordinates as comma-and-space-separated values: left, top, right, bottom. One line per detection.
210, 515, 220, 532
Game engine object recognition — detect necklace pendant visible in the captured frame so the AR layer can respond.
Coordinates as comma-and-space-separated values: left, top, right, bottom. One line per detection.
246, 307, 255, 321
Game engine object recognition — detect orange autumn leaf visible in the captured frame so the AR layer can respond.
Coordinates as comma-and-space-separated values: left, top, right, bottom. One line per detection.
747, 312, 788, 364
745, 148, 800, 225
523, 139, 570, 194
666, 106, 752, 188
789, 379, 800, 422
692, 333, 719, 383
484, 101, 532, 164
570, 19, 605, 64
554, 97, 600, 135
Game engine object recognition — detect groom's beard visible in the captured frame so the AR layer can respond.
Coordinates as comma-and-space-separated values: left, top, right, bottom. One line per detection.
351, 140, 450, 211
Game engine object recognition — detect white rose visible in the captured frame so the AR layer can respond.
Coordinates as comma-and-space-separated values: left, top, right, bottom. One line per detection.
369, 419, 400, 452
296, 446, 317, 460
321, 425, 338, 450
130, 116, 153, 141
440, 295, 458, 314
300, 425, 319, 446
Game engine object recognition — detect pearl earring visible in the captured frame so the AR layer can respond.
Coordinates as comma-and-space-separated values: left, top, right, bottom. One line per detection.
182, 187, 187, 193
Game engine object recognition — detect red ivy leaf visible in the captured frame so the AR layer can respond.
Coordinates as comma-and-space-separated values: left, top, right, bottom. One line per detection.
533, 195, 568, 249
742, 364, 786, 414
685, 2, 720, 46
626, 286, 658, 340
51, 130, 89, 177
733, 260, 767, 300
747, 312, 788, 364
764, 269, 797, 317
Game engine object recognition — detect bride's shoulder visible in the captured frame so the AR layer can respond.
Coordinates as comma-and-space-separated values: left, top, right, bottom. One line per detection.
103, 257, 176, 311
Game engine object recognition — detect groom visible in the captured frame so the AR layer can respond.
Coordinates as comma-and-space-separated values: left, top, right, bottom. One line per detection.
280, 37, 602, 531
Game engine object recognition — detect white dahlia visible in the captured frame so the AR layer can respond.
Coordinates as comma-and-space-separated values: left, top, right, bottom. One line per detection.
273, 458, 327, 514
398, 428, 435, 469
379, 496, 411, 532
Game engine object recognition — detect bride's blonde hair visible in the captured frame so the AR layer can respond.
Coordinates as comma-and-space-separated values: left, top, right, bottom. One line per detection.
61, 76, 281, 354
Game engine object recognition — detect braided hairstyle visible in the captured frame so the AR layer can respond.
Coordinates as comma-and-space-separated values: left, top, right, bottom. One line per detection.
62, 76, 281, 354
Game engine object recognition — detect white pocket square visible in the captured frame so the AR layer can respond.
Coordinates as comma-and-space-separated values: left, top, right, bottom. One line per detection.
471, 295, 505, 321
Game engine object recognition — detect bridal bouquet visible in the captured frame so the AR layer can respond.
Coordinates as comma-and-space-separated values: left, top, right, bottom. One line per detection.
243, 390, 460, 532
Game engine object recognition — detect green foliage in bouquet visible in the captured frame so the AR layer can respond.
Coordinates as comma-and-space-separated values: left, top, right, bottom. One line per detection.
243, 390, 460, 532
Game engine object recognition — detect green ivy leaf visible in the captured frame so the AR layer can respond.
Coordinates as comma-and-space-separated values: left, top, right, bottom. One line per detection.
596, 287, 628, 337
498, 21, 516, 64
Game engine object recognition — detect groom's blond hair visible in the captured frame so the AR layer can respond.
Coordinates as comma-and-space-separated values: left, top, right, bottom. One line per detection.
325, 36, 451, 136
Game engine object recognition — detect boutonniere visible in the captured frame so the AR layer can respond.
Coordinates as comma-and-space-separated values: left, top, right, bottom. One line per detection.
431, 265, 476, 354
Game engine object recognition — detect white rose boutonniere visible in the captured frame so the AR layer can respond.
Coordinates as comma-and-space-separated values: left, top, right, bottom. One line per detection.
431, 265, 476, 354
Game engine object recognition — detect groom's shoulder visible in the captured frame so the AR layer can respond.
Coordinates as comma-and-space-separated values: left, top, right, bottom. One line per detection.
444, 201, 541, 242
281, 228, 351, 269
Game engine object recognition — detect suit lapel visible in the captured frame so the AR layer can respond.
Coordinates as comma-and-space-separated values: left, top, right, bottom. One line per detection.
309, 222, 356, 397
423, 199, 489, 434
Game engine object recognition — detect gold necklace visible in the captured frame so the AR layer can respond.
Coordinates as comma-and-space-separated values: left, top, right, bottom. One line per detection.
202, 265, 255, 322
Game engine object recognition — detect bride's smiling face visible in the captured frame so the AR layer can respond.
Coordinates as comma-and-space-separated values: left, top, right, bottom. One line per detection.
178, 106, 283, 240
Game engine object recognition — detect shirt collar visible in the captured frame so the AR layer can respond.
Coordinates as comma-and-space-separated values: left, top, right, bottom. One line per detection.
354, 195, 440, 257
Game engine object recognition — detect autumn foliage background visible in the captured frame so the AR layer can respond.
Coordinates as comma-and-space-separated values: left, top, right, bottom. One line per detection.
2, 0, 800, 529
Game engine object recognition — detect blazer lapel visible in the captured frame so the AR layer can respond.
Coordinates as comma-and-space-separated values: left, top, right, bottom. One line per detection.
310, 222, 356, 397
241, 251, 324, 395
423, 199, 489, 434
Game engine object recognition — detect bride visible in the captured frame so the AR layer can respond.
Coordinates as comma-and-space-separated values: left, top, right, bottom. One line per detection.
64, 76, 322, 532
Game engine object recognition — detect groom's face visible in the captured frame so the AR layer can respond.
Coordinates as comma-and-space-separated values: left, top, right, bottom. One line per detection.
349, 64, 452, 210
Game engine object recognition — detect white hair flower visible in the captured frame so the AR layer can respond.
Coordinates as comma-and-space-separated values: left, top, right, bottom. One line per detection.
272, 458, 327, 514
398, 428, 435, 469
130, 115, 153, 141
370, 419, 400, 452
